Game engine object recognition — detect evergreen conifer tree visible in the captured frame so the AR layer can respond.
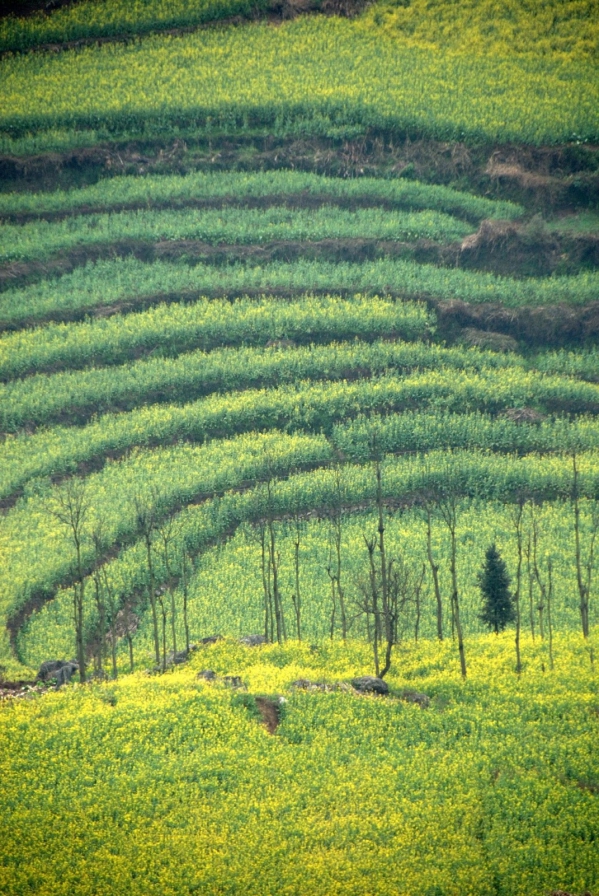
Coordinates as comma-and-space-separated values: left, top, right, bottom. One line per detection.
478, 543, 515, 633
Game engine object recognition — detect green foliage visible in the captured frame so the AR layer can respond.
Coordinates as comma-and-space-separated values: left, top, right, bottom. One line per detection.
10, 449, 599, 668
0, 169, 523, 222
0, 293, 431, 370
0, 0, 269, 54
5, 344, 599, 432
3, 257, 598, 331
477, 543, 515, 633
1, 17, 597, 147
0, 204, 473, 265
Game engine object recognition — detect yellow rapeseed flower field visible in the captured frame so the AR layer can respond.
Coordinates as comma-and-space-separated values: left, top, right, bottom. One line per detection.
1, 636, 597, 895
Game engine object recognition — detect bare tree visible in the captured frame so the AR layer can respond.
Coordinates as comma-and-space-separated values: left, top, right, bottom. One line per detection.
157, 514, 183, 658
547, 557, 555, 671
525, 528, 536, 641
258, 521, 274, 642
134, 492, 160, 665
255, 474, 286, 643
266, 481, 285, 643
422, 497, 444, 641
93, 566, 121, 680
354, 449, 425, 679
511, 501, 524, 675
572, 453, 599, 639
47, 478, 90, 682
437, 488, 467, 679
155, 585, 168, 672
291, 512, 304, 641
326, 466, 347, 641
356, 537, 424, 678
180, 548, 191, 656
116, 601, 139, 673
530, 505, 546, 640
91, 526, 107, 676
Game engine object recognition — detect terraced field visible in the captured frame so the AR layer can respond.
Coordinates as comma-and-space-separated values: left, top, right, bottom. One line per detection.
1, 2, 598, 894
0, 161, 598, 674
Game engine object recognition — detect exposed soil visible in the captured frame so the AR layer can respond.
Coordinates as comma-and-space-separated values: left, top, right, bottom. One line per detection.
2, 283, 597, 350
1, 137, 598, 214
2, 221, 597, 296
459, 218, 599, 278
0, 192, 485, 225
255, 695, 282, 733
435, 298, 599, 348
0, 237, 457, 293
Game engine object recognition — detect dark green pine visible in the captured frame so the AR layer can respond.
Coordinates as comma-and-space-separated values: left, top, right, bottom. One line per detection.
478, 543, 515, 634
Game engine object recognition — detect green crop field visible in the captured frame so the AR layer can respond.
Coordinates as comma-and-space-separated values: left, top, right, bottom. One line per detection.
0, 0, 598, 893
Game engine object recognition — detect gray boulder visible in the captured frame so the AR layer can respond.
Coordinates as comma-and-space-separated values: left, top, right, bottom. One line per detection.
291, 679, 335, 692
167, 649, 191, 666
37, 660, 79, 686
55, 662, 79, 687
223, 675, 244, 689
197, 669, 217, 681
200, 635, 222, 646
351, 676, 389, 695
240, 634, 266, 647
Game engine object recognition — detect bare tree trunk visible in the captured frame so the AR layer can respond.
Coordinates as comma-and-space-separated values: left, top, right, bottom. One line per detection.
74, 536, 86, 682
291, 517, 302, 640
440, 494, 466, 679
145, 533, 160, 664
265, 479, 285, 644
326, 468, 347, 640
572, 453, 598, 640
48, 480, 90, 683
365, 536, 380, 677
169, 588, 178, 657
157, 593, 167, 672
426, 506, 443, 641
547, 558, 554, 671
181, 550, 190, 655
329, 571, 337, 641
127, 633, 134, 673
375, 459, 389, 653
92, 572, 105, 674
531, 509, 545, 640
513, 503, 524, 675
259, 524, 272, 642
110, 618, 118, 680
414, 564, 426, 642
268, 522, 283, 643
525, 531, 536, 641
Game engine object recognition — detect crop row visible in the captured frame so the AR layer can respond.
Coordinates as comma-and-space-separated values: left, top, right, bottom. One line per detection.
5, 339, 599, 431
0, 204, 473, 265
8, 444, 599, 664
5, 376, 599, 504
0, 0, 267, 54
0, 294, 431, 380
4, 257, 597, 331
3, 0, 594, 62
22, 496, 598, 666
0, 169, 523, 223
1, 18, 596, 145
0, 429, 332, 659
